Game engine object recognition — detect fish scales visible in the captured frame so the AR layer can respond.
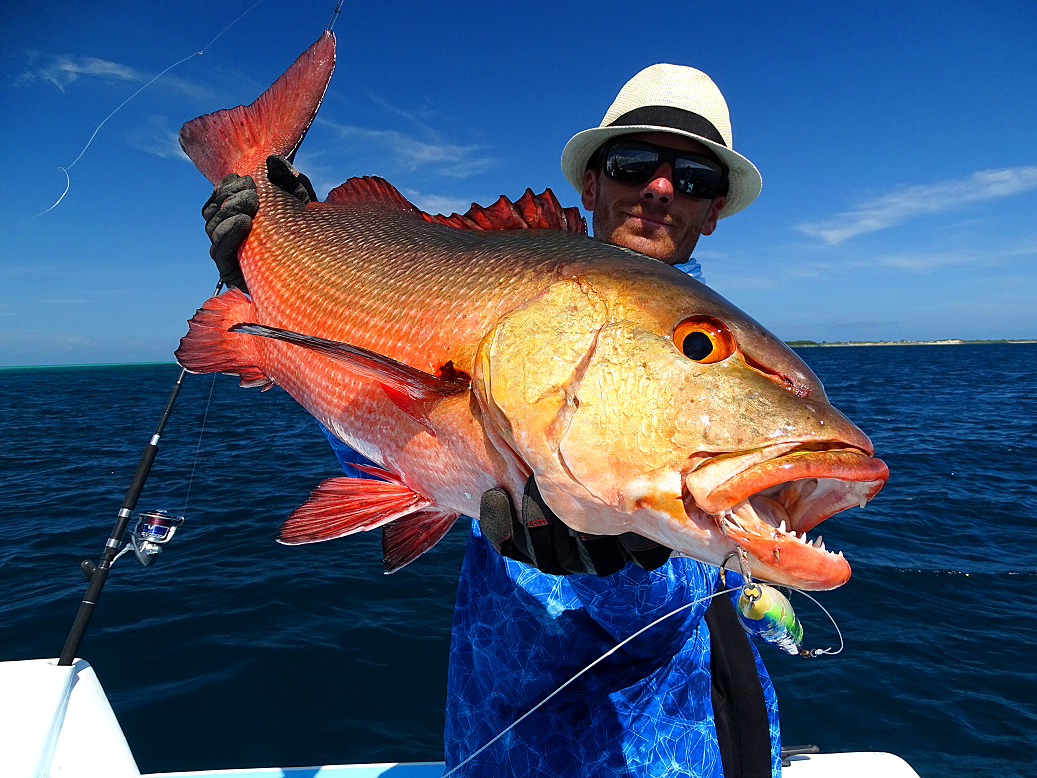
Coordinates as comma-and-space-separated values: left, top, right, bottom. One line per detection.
175, 32, 888, 587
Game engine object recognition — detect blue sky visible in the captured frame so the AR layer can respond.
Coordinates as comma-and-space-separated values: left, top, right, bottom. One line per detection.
1, 0, 1034, 366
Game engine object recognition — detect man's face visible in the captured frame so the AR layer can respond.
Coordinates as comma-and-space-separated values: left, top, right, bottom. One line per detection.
581, 132, 727, 265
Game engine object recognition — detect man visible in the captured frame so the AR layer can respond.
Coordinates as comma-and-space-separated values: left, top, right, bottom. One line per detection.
201, 63, 777, 778
445, 65, 777, 778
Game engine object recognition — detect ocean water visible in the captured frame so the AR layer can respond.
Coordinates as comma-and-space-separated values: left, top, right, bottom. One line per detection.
1, 345, 1035, 776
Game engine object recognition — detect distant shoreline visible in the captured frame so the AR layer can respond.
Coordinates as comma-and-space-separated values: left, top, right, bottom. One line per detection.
786, 339, 1037, 347
0, 361, 179, 371
2, 340, 1036, 369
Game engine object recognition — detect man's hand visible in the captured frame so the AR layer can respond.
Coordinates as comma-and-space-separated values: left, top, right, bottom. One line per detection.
202, 173, 257, 293
479, 476, 672, 575
200, 156, 317, 293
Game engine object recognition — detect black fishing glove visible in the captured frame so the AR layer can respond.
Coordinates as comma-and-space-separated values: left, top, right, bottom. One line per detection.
201, 155, 317, 294
264, 154, 317, 204
479, 475, 672, 576
202, 173, 257, 293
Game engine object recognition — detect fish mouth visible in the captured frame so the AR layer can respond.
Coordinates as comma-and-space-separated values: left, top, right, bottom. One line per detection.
684, 445, 889, 589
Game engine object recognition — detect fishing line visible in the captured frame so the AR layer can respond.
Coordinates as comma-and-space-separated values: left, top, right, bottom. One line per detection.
33, 0, 267, 218
444, 587, 738, 777
326, 1, 345, 31
791, 589, 844, 657
181, 372, 220, 516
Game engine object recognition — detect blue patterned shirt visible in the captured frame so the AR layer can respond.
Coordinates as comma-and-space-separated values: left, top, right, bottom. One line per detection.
444, 522, 781, 777
318, 424, 780, 776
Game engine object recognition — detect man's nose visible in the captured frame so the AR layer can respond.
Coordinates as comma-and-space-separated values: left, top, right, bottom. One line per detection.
640, 161, 674, 204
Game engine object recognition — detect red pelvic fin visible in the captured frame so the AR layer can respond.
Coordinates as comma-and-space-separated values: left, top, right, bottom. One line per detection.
178, 32, 336, 184
381, 509, 459, 574
325, 176, 423, 213
175, 289, 273, 389
278, 477, 432, 545
229, 323, 470, 432
420, 188, 587, 235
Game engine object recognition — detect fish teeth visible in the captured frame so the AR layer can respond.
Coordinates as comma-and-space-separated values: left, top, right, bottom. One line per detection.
778, 520, 787, 534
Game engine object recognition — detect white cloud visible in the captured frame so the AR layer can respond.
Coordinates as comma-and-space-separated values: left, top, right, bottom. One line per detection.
126, 115, 191, 161
796, 166, 1037, 245
400, 189, 473, 216
875, 238, 1037, 272
316, 118, 496, 179
18, 54, 140, 92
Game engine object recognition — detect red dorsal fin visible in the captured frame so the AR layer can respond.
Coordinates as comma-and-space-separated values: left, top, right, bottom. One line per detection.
381, 509, 459, 573
468, 194, 529, 230
228, 323, 470, 433
325, 175, 422, 213
174, 288, 274, 390
517, 188, 566, 230
324, 178, 587, 235
179, 32, 336, 184
419, 187, 586, 234
278, 477, 432, 545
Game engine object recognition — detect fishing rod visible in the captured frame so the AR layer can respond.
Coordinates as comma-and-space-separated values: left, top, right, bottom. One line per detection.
57, 282, 222, 666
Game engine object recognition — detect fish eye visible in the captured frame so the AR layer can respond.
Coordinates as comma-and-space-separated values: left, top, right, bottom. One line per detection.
673, 317, 735, 364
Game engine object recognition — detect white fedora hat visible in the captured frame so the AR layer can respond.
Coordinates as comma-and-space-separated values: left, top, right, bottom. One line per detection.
561, 64, 762, 219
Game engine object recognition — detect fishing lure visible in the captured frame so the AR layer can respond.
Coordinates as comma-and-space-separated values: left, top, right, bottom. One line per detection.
724, 551, 842, 657
736, 582, 805, 655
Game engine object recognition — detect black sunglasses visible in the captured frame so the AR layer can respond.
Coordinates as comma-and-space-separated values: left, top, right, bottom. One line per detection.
598, 140, 727, 200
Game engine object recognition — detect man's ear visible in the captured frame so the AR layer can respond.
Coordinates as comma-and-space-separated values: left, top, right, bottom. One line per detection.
581, 169, 598, 211
699, 196, 726, 236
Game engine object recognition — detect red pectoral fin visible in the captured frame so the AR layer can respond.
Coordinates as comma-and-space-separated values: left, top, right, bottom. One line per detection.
278, 477, 432, 545
175, 289, 273, 389
229, 323, 470, 432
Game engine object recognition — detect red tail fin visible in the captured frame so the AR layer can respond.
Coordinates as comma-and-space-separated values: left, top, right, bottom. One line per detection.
178, 32, 336, 184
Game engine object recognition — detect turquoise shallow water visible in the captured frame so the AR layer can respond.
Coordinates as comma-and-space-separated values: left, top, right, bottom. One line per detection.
1, 345, 1035, 776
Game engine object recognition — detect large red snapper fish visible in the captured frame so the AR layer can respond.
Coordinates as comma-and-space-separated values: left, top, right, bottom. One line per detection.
175, 32, 887, 590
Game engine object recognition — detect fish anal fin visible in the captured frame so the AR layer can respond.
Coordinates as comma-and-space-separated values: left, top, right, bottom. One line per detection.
175, 289, 274, 389
179, 32, 336, 184
419, 188, 586, 235
381, 509, 459, 573
229, 323, 470, 432
278, 477, 432, 545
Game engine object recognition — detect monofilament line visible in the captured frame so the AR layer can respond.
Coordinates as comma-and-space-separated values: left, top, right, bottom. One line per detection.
443, 587, 737, 776
182, 373, 218, 515
33, 0, 267, 218
326, 1, 345, 32
794, 588, 845, 656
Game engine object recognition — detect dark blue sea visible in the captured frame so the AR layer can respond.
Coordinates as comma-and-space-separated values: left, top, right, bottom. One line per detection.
2, 344, 1036, 777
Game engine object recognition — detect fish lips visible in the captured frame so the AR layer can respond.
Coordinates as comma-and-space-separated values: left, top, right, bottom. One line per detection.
686, 448, 888, 589
699, 448, 889, 531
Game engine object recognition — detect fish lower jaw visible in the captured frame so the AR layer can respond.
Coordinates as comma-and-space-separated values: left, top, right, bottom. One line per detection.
713, 494, 853, 590
716, 501, 843, 558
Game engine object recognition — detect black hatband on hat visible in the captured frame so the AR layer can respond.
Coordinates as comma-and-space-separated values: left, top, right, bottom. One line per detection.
608, 106, 727, 147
